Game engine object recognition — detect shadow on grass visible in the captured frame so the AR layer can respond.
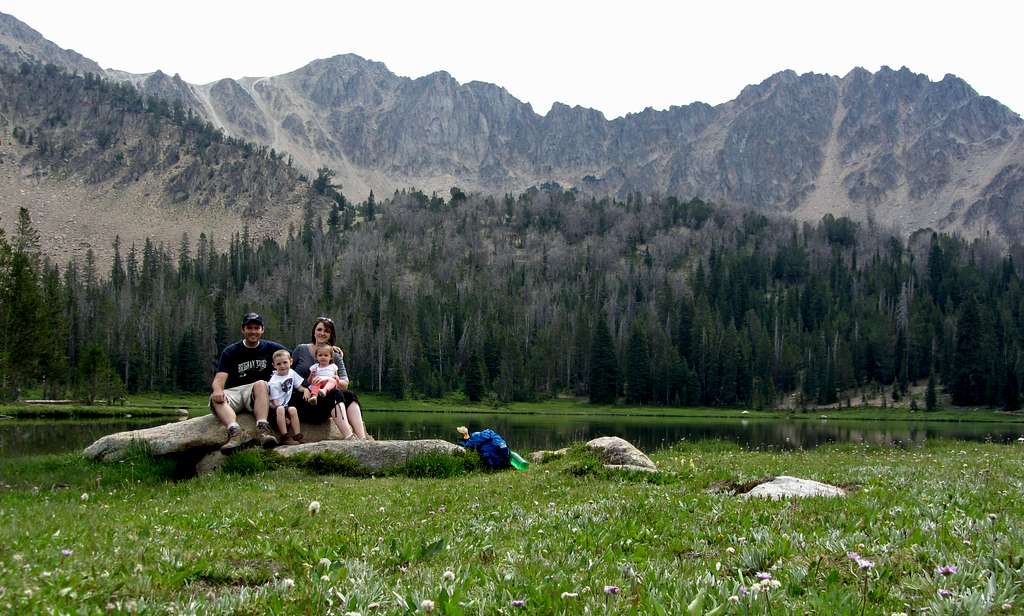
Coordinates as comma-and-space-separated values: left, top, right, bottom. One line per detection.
222, 448, 487, 479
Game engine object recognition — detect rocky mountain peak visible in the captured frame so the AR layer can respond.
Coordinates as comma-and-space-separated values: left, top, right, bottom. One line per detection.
0, 11, 102, 75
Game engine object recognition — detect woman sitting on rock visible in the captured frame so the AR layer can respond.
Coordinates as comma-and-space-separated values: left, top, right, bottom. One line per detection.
292, 316, 370, 440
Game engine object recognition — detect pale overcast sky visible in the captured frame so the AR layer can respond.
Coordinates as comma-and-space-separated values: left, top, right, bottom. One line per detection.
2, 0, 1021, 118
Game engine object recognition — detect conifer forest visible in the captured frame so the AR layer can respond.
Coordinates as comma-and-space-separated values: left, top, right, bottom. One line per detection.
2, 188, 1023, 411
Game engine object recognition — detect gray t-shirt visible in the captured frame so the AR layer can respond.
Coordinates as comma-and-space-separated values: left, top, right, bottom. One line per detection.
291, 343, 349, 384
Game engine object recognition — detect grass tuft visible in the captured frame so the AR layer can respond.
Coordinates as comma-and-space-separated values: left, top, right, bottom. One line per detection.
222, 449, 282, 476
285, 451, 367, 476
391, 450, 483, 478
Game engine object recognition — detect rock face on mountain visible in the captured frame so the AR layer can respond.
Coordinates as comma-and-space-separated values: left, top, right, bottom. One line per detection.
1, 11, 1022, 242
171, 59, 1024, 241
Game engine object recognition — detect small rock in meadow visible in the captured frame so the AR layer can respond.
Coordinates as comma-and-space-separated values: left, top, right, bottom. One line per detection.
585, 437, 656, 470
742, 476, 846, 499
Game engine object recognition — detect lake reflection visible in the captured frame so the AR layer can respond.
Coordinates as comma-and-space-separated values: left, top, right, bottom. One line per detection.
1, 412, 1022, 458
0, 418, 171, 458
367, 411, 1023, 453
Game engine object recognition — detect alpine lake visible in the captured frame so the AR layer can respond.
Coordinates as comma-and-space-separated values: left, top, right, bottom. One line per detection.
2, 403, 1022, 458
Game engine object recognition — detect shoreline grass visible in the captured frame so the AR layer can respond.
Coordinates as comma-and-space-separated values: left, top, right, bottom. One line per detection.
1, 439, 1022, 613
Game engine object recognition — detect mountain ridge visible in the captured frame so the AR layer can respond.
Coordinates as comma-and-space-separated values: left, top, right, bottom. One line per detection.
1, 11, 1022, 248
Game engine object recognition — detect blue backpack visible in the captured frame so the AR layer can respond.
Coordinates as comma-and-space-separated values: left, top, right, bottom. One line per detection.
457, 429, 511, 468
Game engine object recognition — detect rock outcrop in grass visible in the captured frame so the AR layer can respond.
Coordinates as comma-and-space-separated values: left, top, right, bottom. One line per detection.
742, 475, 847, 499
195, 439, 466, 475
532, 436, 657, 471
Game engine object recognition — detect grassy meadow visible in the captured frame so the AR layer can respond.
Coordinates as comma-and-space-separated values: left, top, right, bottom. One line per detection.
1, 440, 1023, 614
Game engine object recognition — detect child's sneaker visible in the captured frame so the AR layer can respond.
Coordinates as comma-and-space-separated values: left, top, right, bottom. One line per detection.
280, 435, 299, 446
293, 433, 304, 444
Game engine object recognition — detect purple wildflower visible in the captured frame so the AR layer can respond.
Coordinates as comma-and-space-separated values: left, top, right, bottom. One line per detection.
938, 588, 954, 599
755, 572, 772, 581
61, 548, 73, 557
738, 585, 748, 598
511, 599, 526, 607
847, 551, 874, 570
936, 564, 958, 576
603, 585, 621, 595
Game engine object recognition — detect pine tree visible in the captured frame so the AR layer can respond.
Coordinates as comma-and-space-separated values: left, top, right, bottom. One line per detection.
14, 207, 40, 265
951, 296, 985, 406
6, 250, 43, 396
76, 344, 114, 404
464, 351, 483, 402
675, 298, 694, 363
111, 236, 126, 291
925, 367, 938, 411
1003, 361, 1020, 411
175, 330, 205, 392
365, 190, 377, 222
624, 320, 651, 404
589, 318, 619, 404
213, 293, 228, 355
384, 346, 406, 400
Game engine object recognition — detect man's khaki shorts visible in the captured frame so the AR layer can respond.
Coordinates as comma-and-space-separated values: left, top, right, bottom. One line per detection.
210, 382, 258, 414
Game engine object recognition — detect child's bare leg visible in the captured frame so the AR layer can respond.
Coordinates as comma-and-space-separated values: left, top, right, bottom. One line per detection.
275, 405, 288, 434
287, 406, 301, 436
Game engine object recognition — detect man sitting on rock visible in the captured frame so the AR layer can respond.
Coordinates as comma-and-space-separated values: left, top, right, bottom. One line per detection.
211, 312, 287, 454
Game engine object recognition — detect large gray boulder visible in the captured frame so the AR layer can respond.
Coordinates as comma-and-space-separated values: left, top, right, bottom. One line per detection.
84, 414, 340, 462
586, 436, 657, 471
274, 439, 463, 473
529, 438, 657, 472
742, 476, 846, 500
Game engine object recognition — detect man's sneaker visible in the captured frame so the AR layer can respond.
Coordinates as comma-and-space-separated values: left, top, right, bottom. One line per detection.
220, 426, 246, 455
256, 422, 279, 448
280, 435, 299, 446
